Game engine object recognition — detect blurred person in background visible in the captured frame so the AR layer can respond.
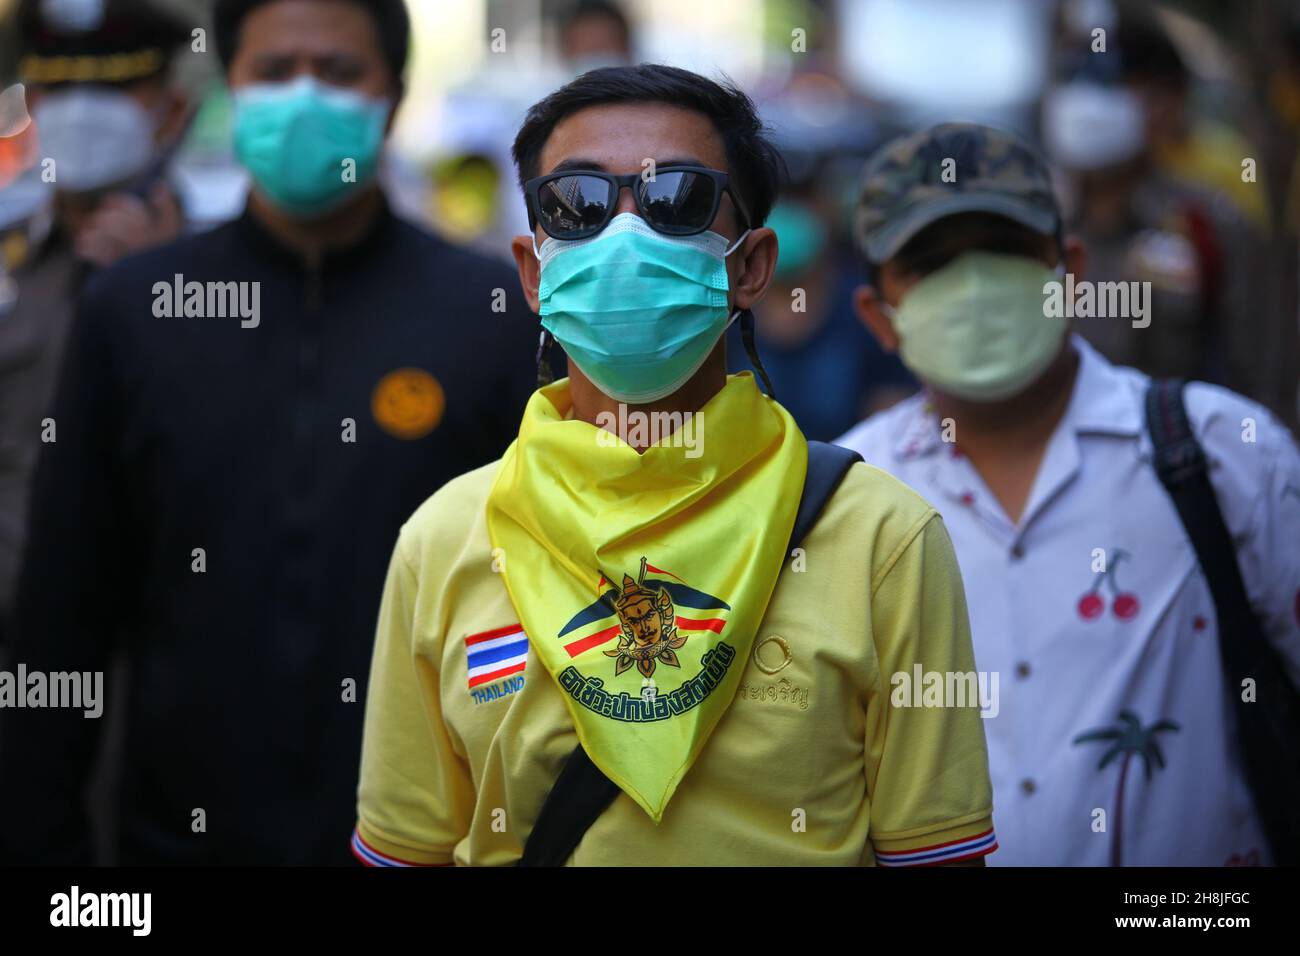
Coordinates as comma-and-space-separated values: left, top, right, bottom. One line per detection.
426, 150, 507, 255
1057, 0, 1268, 227
12, 0, 192, 265
0, 0, 190, 645
722, 23, 914, 441
425, 1, 642, 262
726, 161, 915, 442
839, 123, 1300, 866
1042, 1, 1267, 400
558, 0, 632, 75
0, 0, 539, 864
1121, 3, 1268, 231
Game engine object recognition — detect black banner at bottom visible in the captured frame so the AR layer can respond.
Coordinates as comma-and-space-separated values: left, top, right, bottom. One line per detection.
0, 864, 1283, 941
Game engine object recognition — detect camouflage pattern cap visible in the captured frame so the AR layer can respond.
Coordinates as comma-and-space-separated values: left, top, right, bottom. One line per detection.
853, 122, 1061, 264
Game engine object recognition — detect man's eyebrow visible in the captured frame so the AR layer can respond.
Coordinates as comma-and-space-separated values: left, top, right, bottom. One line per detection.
547, 158, 609, 174
656, 157, 708, 169
543, 156, 712, 175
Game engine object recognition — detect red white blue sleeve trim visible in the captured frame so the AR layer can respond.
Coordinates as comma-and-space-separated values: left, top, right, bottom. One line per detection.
351, 828, 445, 867
874, 827, 998, 867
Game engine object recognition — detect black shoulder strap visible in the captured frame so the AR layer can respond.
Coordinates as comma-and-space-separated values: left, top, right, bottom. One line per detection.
787, 441, 863, 557
514, 739, 621, 868
517, 440, 862, 866
1145, 379, 1300, 866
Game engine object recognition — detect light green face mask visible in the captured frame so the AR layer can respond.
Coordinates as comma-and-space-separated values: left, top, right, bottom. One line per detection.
883, 250, 1067, 402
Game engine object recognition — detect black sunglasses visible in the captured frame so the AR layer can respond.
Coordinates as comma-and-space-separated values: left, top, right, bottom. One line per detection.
524, 165, 752, 241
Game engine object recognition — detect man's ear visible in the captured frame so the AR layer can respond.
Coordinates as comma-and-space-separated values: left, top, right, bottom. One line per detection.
853, 284, 900, 352
384, 81, 405, 136
155, 88, 190, 148
510, 234, 542, 313
729, 227, 777, 312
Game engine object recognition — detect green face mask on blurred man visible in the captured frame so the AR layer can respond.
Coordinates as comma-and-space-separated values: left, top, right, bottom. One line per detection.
232, 75, 390, 218
880, 250, 1067, 402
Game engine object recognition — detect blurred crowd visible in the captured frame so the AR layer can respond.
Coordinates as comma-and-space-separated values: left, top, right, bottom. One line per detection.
5, 1, 1297, 438
0, 0, 1296, 865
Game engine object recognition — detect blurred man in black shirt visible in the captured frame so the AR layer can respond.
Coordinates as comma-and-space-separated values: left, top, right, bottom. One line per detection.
0, 0, 540, 864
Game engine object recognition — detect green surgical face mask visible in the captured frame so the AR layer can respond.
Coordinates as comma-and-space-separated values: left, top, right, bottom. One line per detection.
883, 250, 1067, 402
535, 213, 749, 404
233, 76, 390, 219
767, 201, 826, 280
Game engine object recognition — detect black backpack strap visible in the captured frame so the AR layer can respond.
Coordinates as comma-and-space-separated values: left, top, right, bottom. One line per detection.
515, 741, 621, 867
1145, 378, 1300, 866
787, 441, 863, 557
517, 440, 862, 866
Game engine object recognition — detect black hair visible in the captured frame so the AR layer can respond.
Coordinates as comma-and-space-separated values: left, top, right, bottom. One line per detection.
1115, 3, 1187, 88
213, 0, 410, 81
560, 0, 632, 47
873, 213, 1058, 286
511, 63, 783, 228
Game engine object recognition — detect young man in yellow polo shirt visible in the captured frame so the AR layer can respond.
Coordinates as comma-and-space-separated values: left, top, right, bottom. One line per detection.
353, 65, 997, 866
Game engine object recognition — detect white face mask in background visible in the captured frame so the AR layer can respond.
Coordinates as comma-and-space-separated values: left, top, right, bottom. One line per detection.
1041, 81, 1146, 172
31, 86, 159, 193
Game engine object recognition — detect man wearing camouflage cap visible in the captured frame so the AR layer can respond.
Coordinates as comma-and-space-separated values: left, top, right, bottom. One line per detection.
838, 122, 1300, 866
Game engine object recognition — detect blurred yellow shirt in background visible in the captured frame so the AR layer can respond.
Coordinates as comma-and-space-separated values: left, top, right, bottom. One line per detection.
1157, 119, 1270, 230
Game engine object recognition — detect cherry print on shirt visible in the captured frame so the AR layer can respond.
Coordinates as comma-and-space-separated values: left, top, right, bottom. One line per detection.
1113, 592, 1140, 620
1078, 590, 1105, 620
1077, 548, 1141, 622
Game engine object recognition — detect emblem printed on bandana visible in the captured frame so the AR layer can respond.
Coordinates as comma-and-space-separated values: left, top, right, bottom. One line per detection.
606, 557, 690, 678
552, 556, 737, 721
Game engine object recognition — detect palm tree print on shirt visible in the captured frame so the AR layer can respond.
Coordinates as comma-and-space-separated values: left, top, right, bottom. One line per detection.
1073, 710, 1180, 866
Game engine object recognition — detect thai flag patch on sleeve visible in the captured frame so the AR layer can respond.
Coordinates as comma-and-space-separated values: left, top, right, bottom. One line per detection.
466, 624, 529, 691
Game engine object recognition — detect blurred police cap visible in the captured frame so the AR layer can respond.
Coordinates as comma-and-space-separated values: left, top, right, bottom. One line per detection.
15, 0, 189, 87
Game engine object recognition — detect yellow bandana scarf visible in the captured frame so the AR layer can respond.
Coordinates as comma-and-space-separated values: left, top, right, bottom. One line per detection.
485, 373, 807, 821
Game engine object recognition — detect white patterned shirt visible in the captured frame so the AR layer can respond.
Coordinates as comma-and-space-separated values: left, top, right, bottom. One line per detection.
838, 336, 1300, 866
